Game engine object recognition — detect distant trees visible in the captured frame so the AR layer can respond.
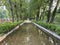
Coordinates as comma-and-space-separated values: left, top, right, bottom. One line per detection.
0, 8, 4, 19
32, 0, 60, 23
0, 6, 8, 19
0, 0, 60, 23
5, 0, 24, 22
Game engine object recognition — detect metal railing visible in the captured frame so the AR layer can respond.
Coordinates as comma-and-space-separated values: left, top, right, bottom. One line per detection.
32, 22, 60, 45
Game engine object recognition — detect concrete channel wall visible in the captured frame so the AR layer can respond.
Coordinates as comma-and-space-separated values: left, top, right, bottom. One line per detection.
32, 22, 60, 45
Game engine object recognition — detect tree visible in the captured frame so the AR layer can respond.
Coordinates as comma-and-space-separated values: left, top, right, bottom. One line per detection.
20, 0, 22, 20
47, 0, 53, 22
9, 0, 14, 22
50, 0, 60, 23
14, 1, 19, 22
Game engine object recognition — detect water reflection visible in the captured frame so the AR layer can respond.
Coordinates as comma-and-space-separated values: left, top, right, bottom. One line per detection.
1, 23, 53, 45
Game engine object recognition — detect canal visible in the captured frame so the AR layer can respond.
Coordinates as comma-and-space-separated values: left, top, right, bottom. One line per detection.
0, 23, 54, 45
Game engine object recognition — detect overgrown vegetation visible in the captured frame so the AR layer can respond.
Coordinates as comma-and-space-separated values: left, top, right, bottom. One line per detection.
35, 21, 60, 35
0, 21, 22, 34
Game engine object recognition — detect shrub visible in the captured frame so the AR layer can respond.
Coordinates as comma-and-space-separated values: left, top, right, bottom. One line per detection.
55, 27, 60, 35
48, 24, 56, 31
35, 21, 60, 35
0, 21, 22, 34
35, 21, 56, 31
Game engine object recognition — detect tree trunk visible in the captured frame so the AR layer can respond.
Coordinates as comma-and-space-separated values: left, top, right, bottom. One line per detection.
14, 2, 19, 22
50, 0, 59, 23
36, 6, 40, 21
47, 0, 53, 22
9, 0, 14, 22
40, 4, 46, 20
20, 0, 22, 20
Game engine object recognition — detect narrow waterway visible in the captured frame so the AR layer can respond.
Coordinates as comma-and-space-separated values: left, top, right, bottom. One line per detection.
0, 23, 53, 45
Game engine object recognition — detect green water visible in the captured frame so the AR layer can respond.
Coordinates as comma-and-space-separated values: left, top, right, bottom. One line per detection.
0, 23, 53, 45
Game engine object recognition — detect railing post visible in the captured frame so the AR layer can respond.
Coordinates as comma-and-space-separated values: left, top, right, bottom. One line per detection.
53, 39, 56, 45
53, 38, 60, 45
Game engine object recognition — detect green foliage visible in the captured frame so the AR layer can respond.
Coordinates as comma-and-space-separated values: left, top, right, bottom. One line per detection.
35, 21, 60, 35
55, 13, 60, 24
0, 21, 22, 34
0, 7, 9, 19
35, 21, 56, 31
57, 8, 60, 13
55, 27, 60, 35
